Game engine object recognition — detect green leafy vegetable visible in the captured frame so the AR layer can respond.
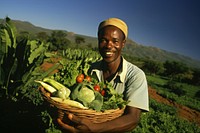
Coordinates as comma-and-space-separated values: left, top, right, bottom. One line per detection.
78, 86, 95, 106
90, 91, 103, 111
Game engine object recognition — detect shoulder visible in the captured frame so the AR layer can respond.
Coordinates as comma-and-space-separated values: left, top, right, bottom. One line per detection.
124, 59, 145, 77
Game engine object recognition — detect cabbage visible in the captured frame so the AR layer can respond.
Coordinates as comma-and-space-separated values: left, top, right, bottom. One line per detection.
78, 86, 95, 105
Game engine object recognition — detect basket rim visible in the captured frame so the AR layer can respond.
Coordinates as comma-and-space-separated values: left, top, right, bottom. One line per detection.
39, 86, 126, 123
39, 86, 125, 114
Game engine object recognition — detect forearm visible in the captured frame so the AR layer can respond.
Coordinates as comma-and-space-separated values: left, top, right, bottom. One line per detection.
93, 116, 138, 132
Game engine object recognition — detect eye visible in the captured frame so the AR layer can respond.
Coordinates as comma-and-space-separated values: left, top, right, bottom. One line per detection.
113, 39, 120, 44
99, 38, 107, 43
113, 40, 119, 43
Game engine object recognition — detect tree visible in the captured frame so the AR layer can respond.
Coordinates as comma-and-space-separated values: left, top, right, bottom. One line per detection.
142, 60, 163, 75
174, 70, 193, 83
75, 36, 85, 44
48, 30, 71, 50
36, 32, 49, 42
191, 68, 200, 85
163, 60, 189, 80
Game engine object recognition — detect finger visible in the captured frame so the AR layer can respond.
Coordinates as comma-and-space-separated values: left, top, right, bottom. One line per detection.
57, 118, 77, 133
68, 113, 82, 124
68, 115, 92, 132
76, 125, 89, 131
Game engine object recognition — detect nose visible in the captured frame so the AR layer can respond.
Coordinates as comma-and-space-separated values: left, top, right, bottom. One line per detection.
105, 41, 113, 48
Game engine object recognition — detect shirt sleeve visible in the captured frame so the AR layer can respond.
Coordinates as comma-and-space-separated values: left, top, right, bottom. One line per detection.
125, 68, 149, 111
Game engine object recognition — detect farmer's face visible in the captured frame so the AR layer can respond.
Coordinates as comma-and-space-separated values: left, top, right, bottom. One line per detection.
98, 26, 125, 63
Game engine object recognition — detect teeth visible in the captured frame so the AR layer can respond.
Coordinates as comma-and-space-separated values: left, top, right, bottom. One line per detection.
106, 52, 113, 55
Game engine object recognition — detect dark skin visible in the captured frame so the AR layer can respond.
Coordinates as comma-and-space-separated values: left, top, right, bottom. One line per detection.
57, 26, 142, 133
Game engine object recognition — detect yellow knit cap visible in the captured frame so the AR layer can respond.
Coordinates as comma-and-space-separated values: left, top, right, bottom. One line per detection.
98, 18, 128, 39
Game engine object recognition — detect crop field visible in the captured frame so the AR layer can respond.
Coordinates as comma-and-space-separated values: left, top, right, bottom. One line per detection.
0, 17, 200, 133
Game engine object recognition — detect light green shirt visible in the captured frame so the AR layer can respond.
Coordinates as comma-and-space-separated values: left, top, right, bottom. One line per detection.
88, 57, 149, 111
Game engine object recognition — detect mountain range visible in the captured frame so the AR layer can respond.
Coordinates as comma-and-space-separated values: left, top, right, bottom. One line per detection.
2, 18, 200, 68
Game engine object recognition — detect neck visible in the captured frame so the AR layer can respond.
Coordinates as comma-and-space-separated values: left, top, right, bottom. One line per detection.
102, 57, 122, 81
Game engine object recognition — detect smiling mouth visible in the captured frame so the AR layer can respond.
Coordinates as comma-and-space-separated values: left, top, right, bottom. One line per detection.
105, 51, 113, 56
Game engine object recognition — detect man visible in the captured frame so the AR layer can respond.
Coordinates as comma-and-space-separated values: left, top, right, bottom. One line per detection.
57, 18, 149, 133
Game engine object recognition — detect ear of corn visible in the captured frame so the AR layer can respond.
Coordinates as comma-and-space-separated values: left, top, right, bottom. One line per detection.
35, 80, 57, 93
51, 97, 88, 109
43, 78, 71, 98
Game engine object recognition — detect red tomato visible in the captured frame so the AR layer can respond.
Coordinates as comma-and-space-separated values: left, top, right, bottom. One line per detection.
76, 74, 84, 83
79, 74, 84, 79
85, 76, 91, 82
101, 90, 106, 96
94, 85, 101, 92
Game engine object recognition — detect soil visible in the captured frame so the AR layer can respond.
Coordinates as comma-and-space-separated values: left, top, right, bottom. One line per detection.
148, 86, 200, 127
40, 57, 61, 74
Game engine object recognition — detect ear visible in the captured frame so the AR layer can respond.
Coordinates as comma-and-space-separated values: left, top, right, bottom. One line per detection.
122, 40, 126, 48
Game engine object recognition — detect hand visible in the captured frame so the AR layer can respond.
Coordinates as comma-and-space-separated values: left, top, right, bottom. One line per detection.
57, 113, 94, 133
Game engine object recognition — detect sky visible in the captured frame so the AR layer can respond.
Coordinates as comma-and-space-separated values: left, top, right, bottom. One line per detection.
1, 0, 200, 60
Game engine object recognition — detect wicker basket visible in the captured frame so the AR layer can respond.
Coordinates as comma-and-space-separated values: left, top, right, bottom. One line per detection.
39, 87, 125, 123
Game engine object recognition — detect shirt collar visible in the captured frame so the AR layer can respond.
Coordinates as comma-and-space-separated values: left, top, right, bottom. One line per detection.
90, 57, 127, 83
118, 57, 127, 82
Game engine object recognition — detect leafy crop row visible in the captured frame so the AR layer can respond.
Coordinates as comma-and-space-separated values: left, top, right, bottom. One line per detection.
0, 17, 199, 132
133, 99, 200, 133
147, 75, 200, 111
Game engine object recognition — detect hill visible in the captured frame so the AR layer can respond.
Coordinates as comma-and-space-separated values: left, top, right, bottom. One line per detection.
1, 18, 200, 68
13, 20, 53, 35
123, 39, 200, 68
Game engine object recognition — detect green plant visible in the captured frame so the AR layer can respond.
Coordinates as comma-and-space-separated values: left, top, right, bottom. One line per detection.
132, 99, 200, 133
165, 81, 186, 96
1, 17, 199, 132
0, 17, 48, 97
